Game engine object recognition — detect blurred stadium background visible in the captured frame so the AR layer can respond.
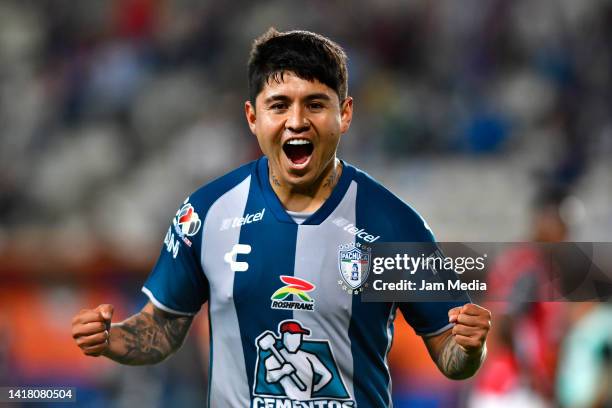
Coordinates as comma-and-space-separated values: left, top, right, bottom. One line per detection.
0, 0, 611, 407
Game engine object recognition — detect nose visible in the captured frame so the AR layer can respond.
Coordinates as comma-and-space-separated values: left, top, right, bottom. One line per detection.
285, 105, 310, 133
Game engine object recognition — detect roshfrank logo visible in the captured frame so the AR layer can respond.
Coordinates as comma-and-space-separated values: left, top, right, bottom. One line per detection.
338, 242, 371, 294
270, 276, 316, 312
224, 244, 251, 272
252, 320, 354, 407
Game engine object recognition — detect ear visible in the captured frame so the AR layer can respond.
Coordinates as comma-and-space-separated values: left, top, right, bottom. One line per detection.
245, 100, 257, 135
340, 97, 353, 134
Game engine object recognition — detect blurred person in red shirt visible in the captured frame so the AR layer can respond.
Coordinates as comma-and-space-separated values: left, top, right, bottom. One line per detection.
469, 187, 570, 408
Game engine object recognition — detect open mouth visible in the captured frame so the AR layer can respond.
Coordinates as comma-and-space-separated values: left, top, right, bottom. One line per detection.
282, 139, 314, 165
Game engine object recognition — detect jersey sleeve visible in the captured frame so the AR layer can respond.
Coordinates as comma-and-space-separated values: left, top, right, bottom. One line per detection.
142, 197, 209, 315
397, 216, 471, 337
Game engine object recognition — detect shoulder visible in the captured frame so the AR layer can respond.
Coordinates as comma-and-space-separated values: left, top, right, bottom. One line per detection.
164, 160, 256, 250
351, 165, 410, 212
348, 163, 435, 242
187, 160, 256, 214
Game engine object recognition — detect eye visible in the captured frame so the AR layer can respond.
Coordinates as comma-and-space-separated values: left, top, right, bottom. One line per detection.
308, 102, 324, 110
269, 103, 287, 110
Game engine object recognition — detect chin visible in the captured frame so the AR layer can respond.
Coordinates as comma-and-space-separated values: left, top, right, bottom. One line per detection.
280, 160, 317, 184
283, 171, 316, 187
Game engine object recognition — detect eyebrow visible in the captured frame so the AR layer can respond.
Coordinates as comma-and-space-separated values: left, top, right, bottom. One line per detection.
263, 93, 332, 104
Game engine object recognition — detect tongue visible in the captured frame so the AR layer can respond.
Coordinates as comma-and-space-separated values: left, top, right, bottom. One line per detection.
285, 144, 310, 164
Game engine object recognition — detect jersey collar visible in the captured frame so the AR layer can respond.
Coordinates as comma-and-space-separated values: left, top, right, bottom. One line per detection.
256, 156, 355, 225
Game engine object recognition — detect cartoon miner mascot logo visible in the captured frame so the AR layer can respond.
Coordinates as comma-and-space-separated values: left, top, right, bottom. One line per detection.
253, 320, 354, 406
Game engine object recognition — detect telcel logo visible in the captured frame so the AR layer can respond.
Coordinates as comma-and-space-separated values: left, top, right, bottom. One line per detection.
220, 208, 265, 230
333, 217, 380, 242
224, 244, 252, 272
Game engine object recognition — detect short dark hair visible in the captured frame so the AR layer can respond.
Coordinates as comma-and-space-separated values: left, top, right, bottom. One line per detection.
248, 28, 348, 104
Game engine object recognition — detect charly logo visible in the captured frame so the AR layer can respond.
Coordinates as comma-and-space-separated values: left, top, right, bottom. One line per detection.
338, 242, 371, 294
270, 276, 316, 312
224, 244, 252, 272
252, 320, 354, 406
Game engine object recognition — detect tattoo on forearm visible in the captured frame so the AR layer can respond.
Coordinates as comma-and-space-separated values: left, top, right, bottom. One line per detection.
106, 309, 192, 365
437, 336, 485, 380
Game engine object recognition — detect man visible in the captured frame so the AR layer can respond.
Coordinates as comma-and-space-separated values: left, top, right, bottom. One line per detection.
351, 262, 359, 281
469, 187, 569, 408
260, 320, 332, 400
72, 28, 491, 407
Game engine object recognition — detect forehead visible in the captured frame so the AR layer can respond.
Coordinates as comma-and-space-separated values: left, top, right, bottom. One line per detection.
256, 71, 338, 103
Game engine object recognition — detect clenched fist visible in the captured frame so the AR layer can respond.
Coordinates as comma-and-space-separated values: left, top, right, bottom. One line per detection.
448, 303, 491, 355
71, 304, 114, 357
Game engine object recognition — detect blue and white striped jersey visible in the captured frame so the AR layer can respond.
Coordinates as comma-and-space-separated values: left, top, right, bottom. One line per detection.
143, 157, 468, 407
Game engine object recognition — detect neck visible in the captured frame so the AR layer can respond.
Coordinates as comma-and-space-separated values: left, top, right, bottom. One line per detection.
270, 158, 342, 213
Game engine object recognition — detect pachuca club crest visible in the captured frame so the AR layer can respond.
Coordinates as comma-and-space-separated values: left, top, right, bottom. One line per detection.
338, 242, 371, 293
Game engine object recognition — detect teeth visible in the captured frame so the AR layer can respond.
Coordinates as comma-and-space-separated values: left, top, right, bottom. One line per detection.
286, 139, 312, 145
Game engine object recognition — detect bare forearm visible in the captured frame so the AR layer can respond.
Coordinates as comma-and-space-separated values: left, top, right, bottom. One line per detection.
437, 335, 486, 380
423, 304, 491, 380
103, 310, 192, 365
